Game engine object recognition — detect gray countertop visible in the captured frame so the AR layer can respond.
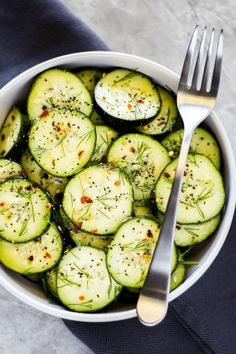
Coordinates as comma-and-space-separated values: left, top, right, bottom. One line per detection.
0, 0, 235, 353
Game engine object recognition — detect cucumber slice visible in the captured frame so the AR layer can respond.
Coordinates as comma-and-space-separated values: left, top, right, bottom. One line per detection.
28, 109, 96, 177
63, 164, 133, 235
136, 86, 178, 135
69, 229, 112, 251
24, 273, 44, 284
27, 69, 92, 121
0, 159, 25, 183
76, 69, 104, 125
0, 107, 28, 157
107, 133, 170, 200
0, 224, 63, 274
95, 69, 161, 123
90, 108, 104, 125
57, 246, 122, 312
90, 125, 118, 164
107, 217, 161, 288
175, 214, 221, 247
170, 264, 186, 291
21, 149, 68, 203
0, 178, 51, 242
161, 128, 221, 169
155, 154, 225, 223
59, 206, 75, 231
76, 68, 103, 97
133, 200, 154, 218
46, 267, 58, 299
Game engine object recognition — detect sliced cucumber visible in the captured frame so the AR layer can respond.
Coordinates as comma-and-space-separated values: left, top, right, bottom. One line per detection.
0, 178, 51, 242
161, 128, 221, 169
155, 154, 225, 223
76, 68, 103, 97
0, 159, 25, 183
24, 273, 44, 284
136, 86, 178, 135
133, 200, 154, 218
0, 107, 28, 157
70, 229, 112, 251
90, 125, 118, 164
59, 206, 75, 231
175, 214, 221, 247
170, 264, 186, 291
28, 109, 96, 177
21, 149, 68, 203
0, 224, 63, 274
95, 69, 161, 123
76, 69, 104, 124
107, 133, 170, 200
27, 69, 92, 121
63, 164, 133, 235
107, 217, 161, 288
57, 246, 122, 312
46, 267, 58, 299
89, 108, 104, 125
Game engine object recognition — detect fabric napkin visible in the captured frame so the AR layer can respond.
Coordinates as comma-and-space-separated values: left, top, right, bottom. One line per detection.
0, 1, 235, 353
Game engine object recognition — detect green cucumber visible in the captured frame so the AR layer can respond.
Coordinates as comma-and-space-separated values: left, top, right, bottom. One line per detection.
0, 224, 63, 274
57, 246, 122, 312
107, 133, 170, 200
27, 68, 92, 121
161, 128, 221, 169
136, 86, 178, 135
155, 154, 225, 223
28, 109, 96, 177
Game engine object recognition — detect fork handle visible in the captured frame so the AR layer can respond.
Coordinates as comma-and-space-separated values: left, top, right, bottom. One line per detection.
136, 128, 194, 326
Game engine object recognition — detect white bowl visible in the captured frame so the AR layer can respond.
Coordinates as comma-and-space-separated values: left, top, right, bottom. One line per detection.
0, 51, 235, 322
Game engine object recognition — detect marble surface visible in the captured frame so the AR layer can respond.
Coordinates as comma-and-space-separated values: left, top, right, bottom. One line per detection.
0, 0, 236, 353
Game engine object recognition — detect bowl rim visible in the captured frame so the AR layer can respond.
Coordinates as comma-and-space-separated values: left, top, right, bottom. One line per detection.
0, 50, 235, 322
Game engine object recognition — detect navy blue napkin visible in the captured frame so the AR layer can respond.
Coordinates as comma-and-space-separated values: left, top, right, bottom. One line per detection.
0, 1, 235, 353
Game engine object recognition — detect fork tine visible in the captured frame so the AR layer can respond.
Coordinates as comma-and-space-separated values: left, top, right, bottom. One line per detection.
201, 29, 215, 91
178, 25, 199, 88
210, 29, 223, 96
191, 27, 207, 90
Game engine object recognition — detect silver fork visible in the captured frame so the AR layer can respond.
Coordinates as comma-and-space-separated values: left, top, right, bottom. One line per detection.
136, 26, 223, 326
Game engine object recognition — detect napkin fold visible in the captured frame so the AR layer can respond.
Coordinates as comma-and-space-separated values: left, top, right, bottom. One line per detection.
0, 1, 235, 353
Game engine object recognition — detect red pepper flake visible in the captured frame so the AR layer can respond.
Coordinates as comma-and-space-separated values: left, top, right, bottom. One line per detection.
163, 172, 170, 178
157, 121, 165, 126
26, 185, 32, 191
0, 202, 5, 207
20, 169, 27, 177
114, 180, 121, 186
81, 196, 93, 204
143, 125, 149, 130
44, 252, 52, 259
130, 146, 136, 153
40, 108, 49, 118
27, 255, 34, 261
137, 99, 144, 104
75, 221, 82, 229
147, 230, 153, 238
91, 229, 98, 234
18, 186, 23, 192
78, 150, 84, 159
122, 155, 127, 160
184, 171, 187, 176
32, 183, 40, 189
46, 203, 52, 209
127, 103, 132, 110
73, 227, 79, 234
79, 295, 85, 300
